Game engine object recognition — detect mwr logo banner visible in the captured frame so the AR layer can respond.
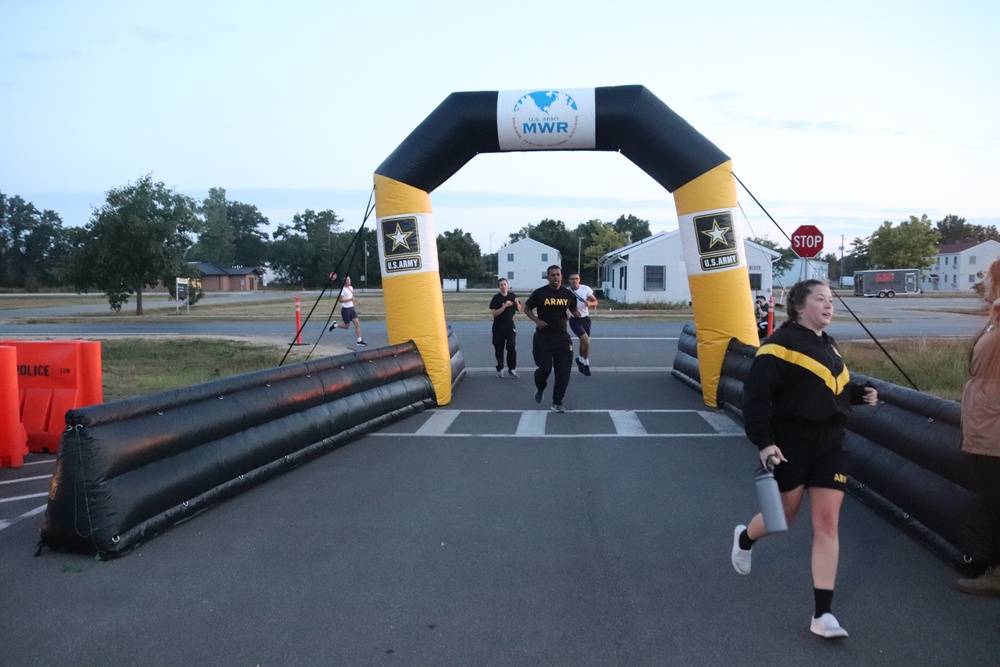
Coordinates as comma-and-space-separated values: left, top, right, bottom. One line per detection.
378, 214, 439, 275
497, 88, 596, 151
678, 209, 747, 275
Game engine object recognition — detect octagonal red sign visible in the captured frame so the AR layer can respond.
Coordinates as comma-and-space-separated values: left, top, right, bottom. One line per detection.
791, 225, 824, 259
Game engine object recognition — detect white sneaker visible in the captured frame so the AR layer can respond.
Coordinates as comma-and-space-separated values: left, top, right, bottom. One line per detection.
731, 525, 751, 575
496, 370, 504, 378
810, 613, 849, 639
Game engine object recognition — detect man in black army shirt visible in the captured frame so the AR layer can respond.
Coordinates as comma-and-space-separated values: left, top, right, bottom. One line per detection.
524, 265, 579, 413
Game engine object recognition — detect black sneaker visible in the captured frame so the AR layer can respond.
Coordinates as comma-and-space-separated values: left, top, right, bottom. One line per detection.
551, 403, 566, 413
576, 358, 587, 375
534, 388, 543, 403
356, 339, 367, 346
582, 364, 591, 377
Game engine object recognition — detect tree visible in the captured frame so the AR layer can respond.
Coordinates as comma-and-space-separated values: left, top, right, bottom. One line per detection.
508, 218, 576, 268
747, 237, 796, 276
188, 187, 235, 266
437, 229, 483, 290
612, 214, 652, 243
0, 191, 71, 289
584, 224, 626, 281
935, 214, 1000, 245
866, 215, 940, 270
270, 209, 343, 287
227, 200, 271, 268
65, 174, 199, 314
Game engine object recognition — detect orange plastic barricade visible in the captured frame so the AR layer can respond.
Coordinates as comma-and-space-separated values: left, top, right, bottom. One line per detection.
0, 346, 29, 468
1, 340, 103, 454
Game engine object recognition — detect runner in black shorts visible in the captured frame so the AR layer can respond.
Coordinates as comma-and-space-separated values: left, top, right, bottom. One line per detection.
524, 265, 578, 413
729, 279, 878, 640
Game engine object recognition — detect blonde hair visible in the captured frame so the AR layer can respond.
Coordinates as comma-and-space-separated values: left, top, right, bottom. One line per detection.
986, 257, 1000, 328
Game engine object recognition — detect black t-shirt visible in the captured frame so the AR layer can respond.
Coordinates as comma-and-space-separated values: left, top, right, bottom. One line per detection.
526, 285, 578, 336
490, 292, 518, 330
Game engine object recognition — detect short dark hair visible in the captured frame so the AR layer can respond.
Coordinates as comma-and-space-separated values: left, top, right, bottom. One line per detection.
547, 265, 561, 275
497, 278, 507, 285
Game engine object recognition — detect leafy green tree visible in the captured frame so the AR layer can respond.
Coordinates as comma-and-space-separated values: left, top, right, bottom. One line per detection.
509, 218, 576, 268
227, 200, 271, 268
747, 237, 795, 276
0, 191, 71, 289
329, 227, 379, 288
189, 187, 235, 266
612, 214, 652, 242
65, 174, 199, 314
935, 214, 1000, 245
867, 215, 940, 270
581, 223, 626, 284
437, 229, 483, 291
270, 209, 343, 287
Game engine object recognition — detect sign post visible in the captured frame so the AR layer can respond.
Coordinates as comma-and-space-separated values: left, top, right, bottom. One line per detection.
176, 277, 189, 315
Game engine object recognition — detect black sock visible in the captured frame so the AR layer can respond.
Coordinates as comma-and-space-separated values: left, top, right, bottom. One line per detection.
814, 588, 834, 618
738, 529, 755, 551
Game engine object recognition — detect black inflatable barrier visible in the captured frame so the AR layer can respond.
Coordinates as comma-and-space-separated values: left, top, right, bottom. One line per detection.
675, 328, 990, 573
447, 326, 466, 390
40, 342, 436, 557
670, 323, 701, 392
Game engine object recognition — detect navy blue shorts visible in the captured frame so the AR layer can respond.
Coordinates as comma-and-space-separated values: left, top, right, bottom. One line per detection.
569, 316, 591, 338
341, 306, 357, 324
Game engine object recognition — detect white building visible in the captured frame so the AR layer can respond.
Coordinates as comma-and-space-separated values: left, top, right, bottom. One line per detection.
922, 240, 1000, 292
599, 231, 781, 304
496, 238, 561, 291
774, 258, 830, 287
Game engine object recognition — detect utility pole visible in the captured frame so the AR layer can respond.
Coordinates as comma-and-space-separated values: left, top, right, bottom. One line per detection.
577, 236, 582, 277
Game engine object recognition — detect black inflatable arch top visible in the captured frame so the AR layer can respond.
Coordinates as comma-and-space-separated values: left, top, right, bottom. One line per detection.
376, 85, 730, 195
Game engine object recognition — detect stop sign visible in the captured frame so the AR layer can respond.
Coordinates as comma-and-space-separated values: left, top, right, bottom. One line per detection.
791, 225, 824, 259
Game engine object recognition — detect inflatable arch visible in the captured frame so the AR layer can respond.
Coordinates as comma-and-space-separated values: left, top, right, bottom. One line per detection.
374, 85, 758, 407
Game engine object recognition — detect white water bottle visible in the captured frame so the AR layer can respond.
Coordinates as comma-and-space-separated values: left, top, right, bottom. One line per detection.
754, 465, 788, 534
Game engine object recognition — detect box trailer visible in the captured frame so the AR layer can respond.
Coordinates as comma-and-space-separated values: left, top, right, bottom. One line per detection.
853, 269, 921, 298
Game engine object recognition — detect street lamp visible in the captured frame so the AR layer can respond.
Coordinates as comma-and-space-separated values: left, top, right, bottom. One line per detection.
577, 236, 582, 277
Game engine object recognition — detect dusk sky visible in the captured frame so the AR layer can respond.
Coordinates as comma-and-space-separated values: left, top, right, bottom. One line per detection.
2, 0, 997, 256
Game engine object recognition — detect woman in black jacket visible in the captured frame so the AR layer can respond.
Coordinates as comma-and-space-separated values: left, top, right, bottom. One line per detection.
731, 279, 878, 639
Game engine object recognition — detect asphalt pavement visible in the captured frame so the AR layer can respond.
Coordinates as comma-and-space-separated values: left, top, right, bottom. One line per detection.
1, 294, 997, 665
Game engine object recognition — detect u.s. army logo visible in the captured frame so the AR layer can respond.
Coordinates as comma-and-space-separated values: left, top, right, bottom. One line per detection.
381, 216, 422, 273
694, 212, 739, 271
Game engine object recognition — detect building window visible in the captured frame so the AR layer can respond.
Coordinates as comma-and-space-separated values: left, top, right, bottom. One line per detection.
644, 265, 666, 291
541, 271, 547, 280
970, 255, 977, 265
507, 253, 514, 262
619, 266, 627, 291
507, 271, 514, 280
541, 253, 548, 262
970, 274, 976, 283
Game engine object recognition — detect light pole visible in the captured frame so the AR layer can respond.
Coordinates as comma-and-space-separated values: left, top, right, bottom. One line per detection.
577, 236, 582, 277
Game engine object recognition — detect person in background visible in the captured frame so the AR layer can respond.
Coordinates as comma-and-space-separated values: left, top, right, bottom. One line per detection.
524, 265, 578, 413
489, 278, 521, 378
731, 279, 878, 639
567, 273, 599, 376
328, 274, 366, 346
956, 257, 1000, 595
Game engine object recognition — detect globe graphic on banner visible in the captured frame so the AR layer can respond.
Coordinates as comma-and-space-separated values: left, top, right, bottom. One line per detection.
511, 90, 580, 147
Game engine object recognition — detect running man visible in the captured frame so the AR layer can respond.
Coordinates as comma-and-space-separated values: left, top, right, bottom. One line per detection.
524, 265, 579, 413
328, 274, 367, 346
567, 272, 599, 376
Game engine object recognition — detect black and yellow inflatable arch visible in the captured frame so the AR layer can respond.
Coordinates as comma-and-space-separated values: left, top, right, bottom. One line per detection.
374, 85, 758, 406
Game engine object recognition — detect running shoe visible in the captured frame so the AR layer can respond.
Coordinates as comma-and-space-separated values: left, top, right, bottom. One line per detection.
810, 613, 849, 639
496, 370, 504, 378
731, 525, 751, 575
356, 339, 367, 346
534, 388, 543, 403
551, 403, 565, 413
508, 370, 519, 379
